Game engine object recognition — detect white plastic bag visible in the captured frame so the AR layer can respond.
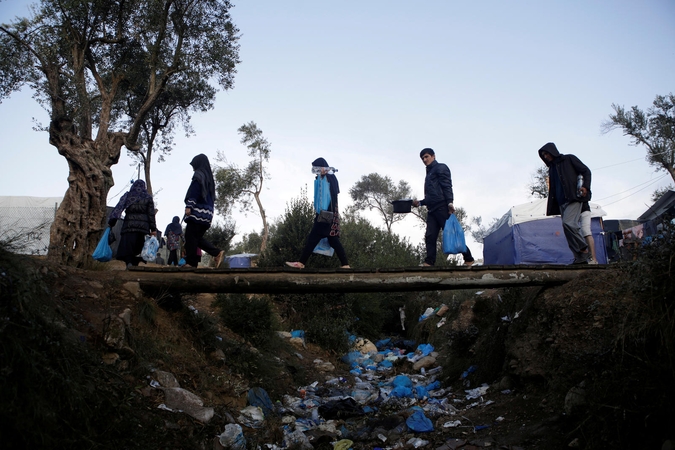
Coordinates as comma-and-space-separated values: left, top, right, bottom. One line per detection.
141, 235, 159, 262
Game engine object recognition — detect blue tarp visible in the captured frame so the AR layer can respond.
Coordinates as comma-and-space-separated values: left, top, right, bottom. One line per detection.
484, 216, 608, 265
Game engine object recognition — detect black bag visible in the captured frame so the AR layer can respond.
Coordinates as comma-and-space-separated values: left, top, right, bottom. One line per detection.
317, 210, 334, 224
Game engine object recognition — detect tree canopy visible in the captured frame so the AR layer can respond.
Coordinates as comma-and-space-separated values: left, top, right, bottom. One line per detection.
349, 173, 412, 234
602, 93, 675, 184
214, 121, 271, 253
0, 0, 240, 266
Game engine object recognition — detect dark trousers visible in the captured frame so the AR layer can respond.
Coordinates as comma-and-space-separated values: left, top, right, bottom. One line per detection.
167, 249, 179, 266
115, 232, 146, 266
184, 221, 220, 267
299, 222, 349, 266
424, 208, 473, 266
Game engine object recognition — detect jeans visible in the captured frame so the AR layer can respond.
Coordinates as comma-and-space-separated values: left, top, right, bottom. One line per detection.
424, 207, 473, 265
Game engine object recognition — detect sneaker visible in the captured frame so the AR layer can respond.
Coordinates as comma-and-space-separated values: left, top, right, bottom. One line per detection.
464, 260, 474, 267
420, 262, 432, 267
214, 250, 226, 268
285, 261, 305, 269
340, 265, 351, 269
588, 258, 599, 265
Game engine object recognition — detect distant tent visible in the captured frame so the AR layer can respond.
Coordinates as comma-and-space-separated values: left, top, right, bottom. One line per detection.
483, 199, 608, 265
637, 190, 675, 223
0, 196, 62, 255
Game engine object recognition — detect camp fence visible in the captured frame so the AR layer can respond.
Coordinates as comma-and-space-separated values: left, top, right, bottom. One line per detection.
0, 196, 62, 255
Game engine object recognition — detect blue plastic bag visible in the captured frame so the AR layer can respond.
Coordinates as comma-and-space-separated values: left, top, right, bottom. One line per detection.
442, 214, 467, 254
141, 235, 159, 262
313, 176, 331, 213
406, 408, 434, 432
92, 228, 113, 262
313, 237, 334, 257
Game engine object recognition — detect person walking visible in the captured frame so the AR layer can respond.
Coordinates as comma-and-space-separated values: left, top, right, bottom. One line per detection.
108, 179, 157, 267
183, 154, 225, 268
164, 215, 183, 266
286, 157, 350, 269
412, 148, 475, 266
538, 142, 592, 264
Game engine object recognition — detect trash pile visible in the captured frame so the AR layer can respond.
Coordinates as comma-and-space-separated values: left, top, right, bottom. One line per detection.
205, 336, 507, 449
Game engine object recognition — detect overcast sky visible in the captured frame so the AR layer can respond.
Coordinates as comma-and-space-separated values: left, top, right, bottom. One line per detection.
1, 1, 674, 260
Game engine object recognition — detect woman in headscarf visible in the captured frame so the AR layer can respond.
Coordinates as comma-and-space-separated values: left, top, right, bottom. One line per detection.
164, 216, 183, 266
108, 179, 157, 267
286, 157, 350, 269
184, 154, 225, 268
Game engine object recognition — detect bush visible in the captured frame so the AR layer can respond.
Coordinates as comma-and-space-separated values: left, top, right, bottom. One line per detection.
214, 293, 277, 348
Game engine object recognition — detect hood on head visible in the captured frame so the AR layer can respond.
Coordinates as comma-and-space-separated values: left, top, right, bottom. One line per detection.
190, 154, 210, 170
312, 157, 329, 168
172, 216, 180, 224
538, 142, 560, 166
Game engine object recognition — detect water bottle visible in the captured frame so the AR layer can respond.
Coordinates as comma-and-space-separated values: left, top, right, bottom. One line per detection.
312, 166, 337, 175
576, 174, 584, 198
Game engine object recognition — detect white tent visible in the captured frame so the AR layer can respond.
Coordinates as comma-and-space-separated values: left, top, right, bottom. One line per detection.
483, 199, 608, 265
0, 196, 62, 255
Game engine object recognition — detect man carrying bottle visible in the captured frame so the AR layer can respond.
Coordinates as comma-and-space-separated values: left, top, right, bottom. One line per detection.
538, 142, 593, 264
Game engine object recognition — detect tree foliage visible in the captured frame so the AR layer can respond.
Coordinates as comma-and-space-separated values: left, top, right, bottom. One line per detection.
215, 121, 271, 253
602, 93, 675, 184
129, 76, 217, 195
0, 0, 240, 267
203, 219, 236, 254
349, 173, 412, 234
527, 165, 549, 199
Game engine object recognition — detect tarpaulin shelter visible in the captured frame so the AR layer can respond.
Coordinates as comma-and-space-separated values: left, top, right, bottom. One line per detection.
483, 199, 608, 265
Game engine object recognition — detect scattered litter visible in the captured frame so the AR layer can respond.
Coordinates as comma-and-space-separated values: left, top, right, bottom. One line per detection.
465, 384, 489, 400
443, 420, 462, 428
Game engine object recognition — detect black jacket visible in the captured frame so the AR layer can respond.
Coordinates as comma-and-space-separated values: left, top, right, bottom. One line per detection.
120, 198, 157, 235
538, 142, 592, 216
420, 160, 453, 212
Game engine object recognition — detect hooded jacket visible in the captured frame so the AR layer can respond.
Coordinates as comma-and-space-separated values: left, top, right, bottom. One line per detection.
185, 154, 216, 226
538, 142, 592, 216
420, 160, 454, 212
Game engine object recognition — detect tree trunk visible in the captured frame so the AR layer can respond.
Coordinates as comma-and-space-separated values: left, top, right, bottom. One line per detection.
47, 118, 124, 267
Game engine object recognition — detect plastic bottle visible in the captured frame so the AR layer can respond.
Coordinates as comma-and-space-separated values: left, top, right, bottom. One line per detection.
576, 174, 584, 198
312, 166, 337, 175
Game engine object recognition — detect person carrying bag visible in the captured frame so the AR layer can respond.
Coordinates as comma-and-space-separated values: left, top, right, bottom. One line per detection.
285, 157, 350, 269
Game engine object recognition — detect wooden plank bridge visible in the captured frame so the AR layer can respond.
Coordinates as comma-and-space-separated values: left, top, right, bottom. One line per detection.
121, 264, 607, 295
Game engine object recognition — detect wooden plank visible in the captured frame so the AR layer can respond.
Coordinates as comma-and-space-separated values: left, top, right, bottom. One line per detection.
120, 265, 605, 294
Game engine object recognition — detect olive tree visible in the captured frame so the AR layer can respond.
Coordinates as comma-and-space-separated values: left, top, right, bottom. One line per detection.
214, 121, 271, 253
349, 173, 412, 234
0, 0, 240, 266
602, 93, 675, 184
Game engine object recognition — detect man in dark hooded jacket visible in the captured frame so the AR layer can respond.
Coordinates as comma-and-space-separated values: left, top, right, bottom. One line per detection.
538, 142, 592, 264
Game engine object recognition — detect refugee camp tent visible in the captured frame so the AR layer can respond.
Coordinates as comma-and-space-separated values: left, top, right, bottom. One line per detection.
0, 196, 62, 255
637, 190, 675, 223
483, 199, 608, 265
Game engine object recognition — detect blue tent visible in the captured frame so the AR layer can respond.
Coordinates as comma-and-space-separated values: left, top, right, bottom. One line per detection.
483, 199, 608, 265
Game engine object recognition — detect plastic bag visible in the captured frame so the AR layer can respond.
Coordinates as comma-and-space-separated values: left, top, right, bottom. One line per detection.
92, 228, 113, 262
141, 235, 159, 262
313, 237, 334, 256
218, 423, 246, 450
313, 176, 331, 213
442, 214, 467, 254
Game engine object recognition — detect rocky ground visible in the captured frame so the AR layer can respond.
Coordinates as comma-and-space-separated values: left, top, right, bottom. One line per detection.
3, 254, 673, 450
